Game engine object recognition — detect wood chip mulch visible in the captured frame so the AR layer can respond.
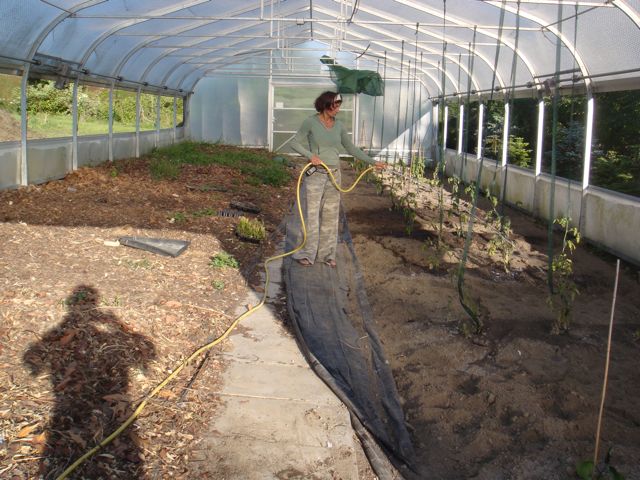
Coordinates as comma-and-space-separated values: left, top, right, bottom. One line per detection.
0, 153, 299, 479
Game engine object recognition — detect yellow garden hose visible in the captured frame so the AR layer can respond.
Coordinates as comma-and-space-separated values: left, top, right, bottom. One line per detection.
56, 161, 376, 480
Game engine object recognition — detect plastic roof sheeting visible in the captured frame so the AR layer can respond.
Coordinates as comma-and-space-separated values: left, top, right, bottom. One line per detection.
0, 1, 639, 98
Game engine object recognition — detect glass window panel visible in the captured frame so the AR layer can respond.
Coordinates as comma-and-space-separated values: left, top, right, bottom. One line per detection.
273, 132, 298, 154
445, 102, 459, 151
591, 90, 640, 198
541, 95, 586, 182
508, 98, 537, 170
483, 100, 504, 161
464, 101, 480, 155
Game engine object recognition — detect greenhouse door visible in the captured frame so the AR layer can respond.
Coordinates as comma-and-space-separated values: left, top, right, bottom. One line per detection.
271, 84, 354, 155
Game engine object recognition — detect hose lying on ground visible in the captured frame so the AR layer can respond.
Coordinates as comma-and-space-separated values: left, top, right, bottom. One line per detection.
56, 161, 376, 480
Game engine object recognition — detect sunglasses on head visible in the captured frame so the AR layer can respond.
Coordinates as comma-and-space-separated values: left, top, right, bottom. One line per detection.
332, 99, 342, 107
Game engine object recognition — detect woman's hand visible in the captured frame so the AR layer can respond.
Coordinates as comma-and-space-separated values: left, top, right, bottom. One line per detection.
310, 155, 323, 166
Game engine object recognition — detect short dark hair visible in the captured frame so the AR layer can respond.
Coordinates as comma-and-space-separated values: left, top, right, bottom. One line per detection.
314, 91, 341, 112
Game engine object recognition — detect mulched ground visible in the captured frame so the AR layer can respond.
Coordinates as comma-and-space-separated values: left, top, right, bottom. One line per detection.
0, 150, 299, 479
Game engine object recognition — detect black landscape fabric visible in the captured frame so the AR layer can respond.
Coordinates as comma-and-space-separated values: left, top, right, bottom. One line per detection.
284, 209, 418, 478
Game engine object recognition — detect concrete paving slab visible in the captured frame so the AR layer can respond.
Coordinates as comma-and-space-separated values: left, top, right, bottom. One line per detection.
210, 397, 354, 449
195, 254, 363, 479
198, 438, 358, 480
218, 356, 339, 403
220, 326, 309, 367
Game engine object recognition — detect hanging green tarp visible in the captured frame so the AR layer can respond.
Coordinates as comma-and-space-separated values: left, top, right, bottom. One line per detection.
320, 56, 384, 96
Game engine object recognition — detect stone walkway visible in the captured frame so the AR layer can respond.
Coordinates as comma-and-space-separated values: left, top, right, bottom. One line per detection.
191, 253, 367, 479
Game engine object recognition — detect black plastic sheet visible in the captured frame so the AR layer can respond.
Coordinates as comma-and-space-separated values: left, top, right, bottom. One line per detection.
284, 209, 421, 479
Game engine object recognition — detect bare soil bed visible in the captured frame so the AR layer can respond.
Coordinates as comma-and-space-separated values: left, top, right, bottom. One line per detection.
341, 166, 640, 479
0, 151, 297, 479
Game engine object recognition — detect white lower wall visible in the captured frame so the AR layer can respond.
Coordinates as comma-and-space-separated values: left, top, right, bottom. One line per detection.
0, 145, 19, 187
0, 128, 184, 189
444, 149, 640, 265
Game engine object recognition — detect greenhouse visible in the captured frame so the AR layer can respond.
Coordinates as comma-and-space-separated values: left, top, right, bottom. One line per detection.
0, 1, 639, 479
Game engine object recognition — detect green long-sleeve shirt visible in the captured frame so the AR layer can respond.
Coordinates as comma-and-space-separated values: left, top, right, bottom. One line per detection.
290, 114, 375, 167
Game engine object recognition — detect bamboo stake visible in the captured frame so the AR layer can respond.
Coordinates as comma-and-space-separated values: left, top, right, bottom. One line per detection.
592, 258, 620, 477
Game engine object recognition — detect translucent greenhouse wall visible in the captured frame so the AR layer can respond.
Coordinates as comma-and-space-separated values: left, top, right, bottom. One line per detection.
443, 150, 640, 265
189, 77, 269, 147
357, 84, 433, 162
0, 128, 184, 190
189, 74, 433, 160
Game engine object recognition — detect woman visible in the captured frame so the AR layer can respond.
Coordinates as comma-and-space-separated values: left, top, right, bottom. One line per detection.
290, 91, 385, 267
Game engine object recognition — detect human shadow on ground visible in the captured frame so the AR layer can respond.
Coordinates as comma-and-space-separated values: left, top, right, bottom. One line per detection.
24, 285, 156, 479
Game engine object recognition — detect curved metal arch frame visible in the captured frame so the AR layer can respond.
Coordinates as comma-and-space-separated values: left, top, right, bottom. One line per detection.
614, 0, 640, 28
156, 21, 308, 90
326, 2, 491, 94
157, 33, 288, 90
312, 32, 438, 96
389, 0, 541, 91
174, 34, 437, 96
76, 0, 213, 71
484, 0, 591, 89
15, 0, 640, 99
318, 16, 483, 95
111, 2, 277, 84
25, 0, 107, 63
141, 18, 289, 87
172, 40, 310, 93
311, 24, 453, 96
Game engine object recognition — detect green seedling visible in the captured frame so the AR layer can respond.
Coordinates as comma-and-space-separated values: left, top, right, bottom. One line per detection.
447, 175, 468, 238
170, 212, 187, 223
236, 216, 266, 242
122, 258, 153, 270
548, 216, 581, 334
209, 251, 239, 269
576, 447, 625, 480
485, 191, 514, 272
100, 295, 124, 307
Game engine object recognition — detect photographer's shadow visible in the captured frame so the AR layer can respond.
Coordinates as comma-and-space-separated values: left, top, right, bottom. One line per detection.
24, 285, 156, 479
